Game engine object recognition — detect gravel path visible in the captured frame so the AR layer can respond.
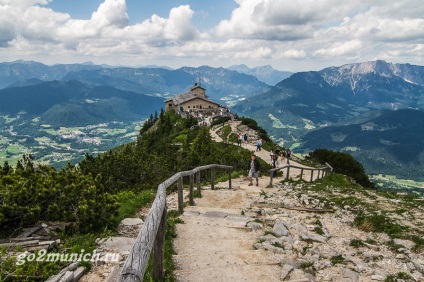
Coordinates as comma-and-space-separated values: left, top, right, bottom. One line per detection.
173, 176, 284, 282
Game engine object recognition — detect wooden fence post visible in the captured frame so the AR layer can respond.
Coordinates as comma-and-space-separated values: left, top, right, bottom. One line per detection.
178, 177, 183, 213
196, 171, 201, 197
269, 171, 274, 187
228, 169, 232, 190
310, 170, 314, 182
211, 167, 215, 190
189, 174, 194, 206
153, 208, 167, 281
300, 168, 304, 181
286, 166, 290, 180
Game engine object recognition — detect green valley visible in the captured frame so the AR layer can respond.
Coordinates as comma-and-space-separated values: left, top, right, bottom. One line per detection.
0, 113, 145, 168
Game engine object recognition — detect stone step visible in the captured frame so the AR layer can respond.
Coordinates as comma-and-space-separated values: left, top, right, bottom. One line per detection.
174, 264, 280, 282
173, 249, 279, 271
174, 238, 256, 255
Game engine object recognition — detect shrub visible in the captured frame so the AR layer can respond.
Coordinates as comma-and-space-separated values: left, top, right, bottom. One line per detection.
309, 149, 374, 188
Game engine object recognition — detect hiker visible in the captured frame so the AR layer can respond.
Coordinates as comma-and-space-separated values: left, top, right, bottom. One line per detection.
258, 139, 262, 151
237, 133, 242, 146
275, 148, 281, 156
247, 154, 260, 186
280, 152, 286, 165
272, 153, 279, 178
286, 149, 291, 165
270, 150, 274, 162
243, 133, 248, 145
255, 138, 261, 152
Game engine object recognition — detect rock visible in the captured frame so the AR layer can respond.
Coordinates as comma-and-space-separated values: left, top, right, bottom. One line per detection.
342, 268, 359, 282
273, 220, 289, 237
253, 243, 262, 250
370, 274, 384, 281
355, 261, 373, 274
363, 242, 379, 251
203, 211, 228, 218
280, 264, 294, 280
183, 211, 200, 217
409, 255, 424, 273
247, 222, 263, 231
395, 254, 405, 259
118, 218, 144, 238
301, 233, 326, 243
322, 228, 331, 238
120, 218, 143, 226
98, 237, 136, 254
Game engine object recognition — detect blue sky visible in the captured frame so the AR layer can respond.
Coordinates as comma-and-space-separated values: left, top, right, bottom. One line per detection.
46, 0, 238, 29
1, 0, 423, 71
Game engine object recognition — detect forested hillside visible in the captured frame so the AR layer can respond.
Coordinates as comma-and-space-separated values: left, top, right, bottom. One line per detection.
0, 110, 254, 236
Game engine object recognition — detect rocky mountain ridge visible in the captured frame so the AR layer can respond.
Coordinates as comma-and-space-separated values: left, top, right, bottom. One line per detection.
233, 60, 424, 184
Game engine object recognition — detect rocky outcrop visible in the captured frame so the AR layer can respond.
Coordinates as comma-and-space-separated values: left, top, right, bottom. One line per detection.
244, 182, 424, 281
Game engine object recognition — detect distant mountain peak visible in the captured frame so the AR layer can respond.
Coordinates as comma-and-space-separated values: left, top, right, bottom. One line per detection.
321, 60, 424, 88
227, 64, 293, 86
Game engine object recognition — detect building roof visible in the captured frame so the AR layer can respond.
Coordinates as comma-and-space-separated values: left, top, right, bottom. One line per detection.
166, 91, 220, 106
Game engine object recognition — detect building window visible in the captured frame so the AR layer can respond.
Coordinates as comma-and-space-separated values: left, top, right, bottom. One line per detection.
168, 103, 173, 107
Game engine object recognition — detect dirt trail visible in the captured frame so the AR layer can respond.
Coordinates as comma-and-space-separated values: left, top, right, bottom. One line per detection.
173, 175, 283, 282
210, 120, 321, 182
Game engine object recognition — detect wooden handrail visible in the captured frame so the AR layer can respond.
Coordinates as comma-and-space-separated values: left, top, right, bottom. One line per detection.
269, 163, 333, 187
118, 164, 232, 282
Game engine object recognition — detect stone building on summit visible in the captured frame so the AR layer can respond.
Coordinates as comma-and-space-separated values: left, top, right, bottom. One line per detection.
164, 84, 221, 115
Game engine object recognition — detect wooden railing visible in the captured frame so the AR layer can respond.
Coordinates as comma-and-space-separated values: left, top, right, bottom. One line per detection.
117, 164, 233, 282
269, 162, 333, 187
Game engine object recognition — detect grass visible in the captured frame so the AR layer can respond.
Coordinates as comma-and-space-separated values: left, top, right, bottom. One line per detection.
214, 170, 244, 183
264, 230, 277, 237
111, 190, 156, 227
330, 255, 346, 265
350, 239, 366, 248
0, 232, 104, 281
385, 272, 413, 282
299, 261, 315, 271
259, 190, 269, 199
143, 210, 182, 282
353, 212, 407, 237
271, 242, 284, 249
406, 234, 424, 252
314, 227, 324, 236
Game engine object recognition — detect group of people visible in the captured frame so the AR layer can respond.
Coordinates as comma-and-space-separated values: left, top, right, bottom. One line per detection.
236, 133, 263, 152
246, 148, 292, 186
236, 133, 249, 146
270, 148, 291, 177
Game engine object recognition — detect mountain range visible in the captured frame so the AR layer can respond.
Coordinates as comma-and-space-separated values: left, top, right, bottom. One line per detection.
233, 60, 424, 182
0, 61, 271, 101
227, 64, 293, 85
2, 59, 424, 184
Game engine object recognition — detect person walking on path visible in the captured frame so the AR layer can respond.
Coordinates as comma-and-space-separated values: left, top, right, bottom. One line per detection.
247, 154, 260, 186
255, 138, 261, 152
286, 149, 291, 165
237, 133, 242, 146
270, 150, 274, 162
272, 153, 278, 178
243, 133, 248, 145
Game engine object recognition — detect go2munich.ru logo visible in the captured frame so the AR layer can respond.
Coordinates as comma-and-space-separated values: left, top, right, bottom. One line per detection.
16, 249, 120, 265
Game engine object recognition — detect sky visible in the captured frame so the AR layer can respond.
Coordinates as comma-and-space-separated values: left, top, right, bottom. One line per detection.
0, 0, 423, 72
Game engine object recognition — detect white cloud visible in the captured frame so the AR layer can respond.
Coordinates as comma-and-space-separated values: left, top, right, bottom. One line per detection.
0, 0, 423, 71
